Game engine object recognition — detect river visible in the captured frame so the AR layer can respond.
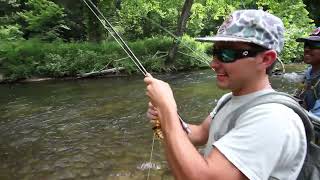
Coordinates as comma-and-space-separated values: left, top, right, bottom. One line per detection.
0, 66, 305, 180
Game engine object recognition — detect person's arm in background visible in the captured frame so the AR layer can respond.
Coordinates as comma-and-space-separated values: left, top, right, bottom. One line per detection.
310, 98, 320, 117
309, 70, 320, 117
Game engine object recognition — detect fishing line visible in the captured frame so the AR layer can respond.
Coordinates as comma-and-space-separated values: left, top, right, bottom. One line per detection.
82, 1, 158, 179
147, 133, 156, 180
142, 15, 210, 66
82, 0, 148, 76
81, 1, 195, 179
142, 15, 285, 73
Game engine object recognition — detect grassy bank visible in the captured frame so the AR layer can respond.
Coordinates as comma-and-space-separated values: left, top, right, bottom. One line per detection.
0, 36, 211, 82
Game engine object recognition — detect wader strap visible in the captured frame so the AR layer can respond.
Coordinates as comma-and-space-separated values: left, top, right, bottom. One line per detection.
218, 92, 315, 143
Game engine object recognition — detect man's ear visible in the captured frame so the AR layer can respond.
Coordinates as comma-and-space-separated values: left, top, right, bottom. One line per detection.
261, 50, 277, 68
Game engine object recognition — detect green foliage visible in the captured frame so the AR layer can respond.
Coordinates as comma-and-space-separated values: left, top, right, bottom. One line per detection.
188, 0, 247, 36
0, 0, 22, 37
0, 0, 319, 81
133, 36, 173, 72
0, 24, 24, 40
189, 0, 314, 62
17, 0, 68, 40
304, 0, 320, 26
0, 0, 20, 17
256, 0, 314, 62
118, 0, 182, 39
187, 3, 206, 36
175, 35, 211, 69
0, 39, 46, 80
0, 35, 211, 81
205, 0, 239, 20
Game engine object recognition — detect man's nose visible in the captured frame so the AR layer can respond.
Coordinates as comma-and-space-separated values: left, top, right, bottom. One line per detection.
210, 58, 221, 71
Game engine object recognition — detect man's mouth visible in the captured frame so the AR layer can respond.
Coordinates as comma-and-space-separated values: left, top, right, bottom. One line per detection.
216, 72, 227, 76
216, 72, 228, 80
304, 53, 311, 57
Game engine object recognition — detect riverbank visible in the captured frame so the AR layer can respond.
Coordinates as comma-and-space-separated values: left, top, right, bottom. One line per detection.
0, 63, 307, 85
0, 37, 211, 83
1, 36, 307, 84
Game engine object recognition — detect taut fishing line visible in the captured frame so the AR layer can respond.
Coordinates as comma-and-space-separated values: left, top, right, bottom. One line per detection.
81, 1, 210, 179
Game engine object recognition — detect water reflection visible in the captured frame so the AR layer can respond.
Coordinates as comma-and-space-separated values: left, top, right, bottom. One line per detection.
0, 68, 302, 180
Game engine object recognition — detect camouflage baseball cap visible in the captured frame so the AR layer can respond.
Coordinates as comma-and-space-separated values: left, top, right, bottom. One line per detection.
296, 27, 320, 42
196, 9, 285, 53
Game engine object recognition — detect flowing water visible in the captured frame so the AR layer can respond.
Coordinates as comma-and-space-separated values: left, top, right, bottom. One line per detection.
0, 66, 306, 180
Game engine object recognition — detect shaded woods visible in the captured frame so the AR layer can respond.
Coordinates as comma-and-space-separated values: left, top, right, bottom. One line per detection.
0, 0, 319, 82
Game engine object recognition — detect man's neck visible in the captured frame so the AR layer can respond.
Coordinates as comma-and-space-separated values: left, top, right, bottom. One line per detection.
232, 77, 272, 96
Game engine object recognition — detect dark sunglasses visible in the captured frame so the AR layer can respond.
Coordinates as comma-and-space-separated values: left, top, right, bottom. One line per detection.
304, 42, 320, 49
212, 48, 265, 63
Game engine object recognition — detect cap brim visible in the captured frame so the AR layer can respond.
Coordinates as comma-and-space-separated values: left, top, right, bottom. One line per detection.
296, 36, 320, 42
195, 36, 252, 43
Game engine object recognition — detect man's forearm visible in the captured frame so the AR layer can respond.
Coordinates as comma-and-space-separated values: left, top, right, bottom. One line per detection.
187, 124, 209, 146
185, 115, 211, 146
160, 108, 210, 180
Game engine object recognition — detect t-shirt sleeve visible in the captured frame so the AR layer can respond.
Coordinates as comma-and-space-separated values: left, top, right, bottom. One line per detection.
213, 103, 303, 180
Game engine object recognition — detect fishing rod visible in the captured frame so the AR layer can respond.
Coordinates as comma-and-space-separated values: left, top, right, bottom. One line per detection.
81, 0, 191, 137
81, 0, 147, 76
81, 1, 190, 179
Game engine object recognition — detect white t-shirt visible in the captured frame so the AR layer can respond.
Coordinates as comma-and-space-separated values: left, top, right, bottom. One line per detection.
204, 89, 307, 180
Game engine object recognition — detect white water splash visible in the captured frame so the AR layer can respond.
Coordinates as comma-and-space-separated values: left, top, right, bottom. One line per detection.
137, 162, 161, 170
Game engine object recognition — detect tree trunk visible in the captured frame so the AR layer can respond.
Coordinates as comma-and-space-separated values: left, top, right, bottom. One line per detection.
87, 0, 103, 43
166, 0, 193, 65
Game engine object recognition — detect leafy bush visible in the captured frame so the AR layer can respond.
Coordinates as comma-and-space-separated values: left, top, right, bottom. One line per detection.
17, 0, 68, 41
0, 25, 23, 40
255, 0, 314, 63
173, 35, 211, 70
0, 35, 212, 81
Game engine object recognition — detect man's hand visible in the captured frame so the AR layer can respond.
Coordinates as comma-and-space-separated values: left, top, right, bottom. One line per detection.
144, 73, 177, 112
147, 102, 158, 119
147, 102, 160, 127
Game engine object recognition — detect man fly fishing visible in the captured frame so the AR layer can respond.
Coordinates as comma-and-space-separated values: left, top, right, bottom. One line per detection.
145, 9, 307, 180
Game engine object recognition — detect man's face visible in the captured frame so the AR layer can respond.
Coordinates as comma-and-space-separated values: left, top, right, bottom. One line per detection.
303, 41, 320, 65
210, 42, 267, 94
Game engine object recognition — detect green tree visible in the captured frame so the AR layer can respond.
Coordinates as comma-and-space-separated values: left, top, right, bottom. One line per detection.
53, 0, 87, 41
0, 0, 20, 20
85, 0, 103, 42
18, 0, 68, 41
167, 0, 194, 64
303, 0, 320, 26
0, 0, 23, 40
118, 0, 182, 39
189, 0, 314, 62
256, 0, 314, 62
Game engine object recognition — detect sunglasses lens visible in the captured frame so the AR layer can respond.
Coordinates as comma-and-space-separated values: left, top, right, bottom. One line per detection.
213, 49, 237, 63
221, 50, 236, 62
213, 48, 263, 63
